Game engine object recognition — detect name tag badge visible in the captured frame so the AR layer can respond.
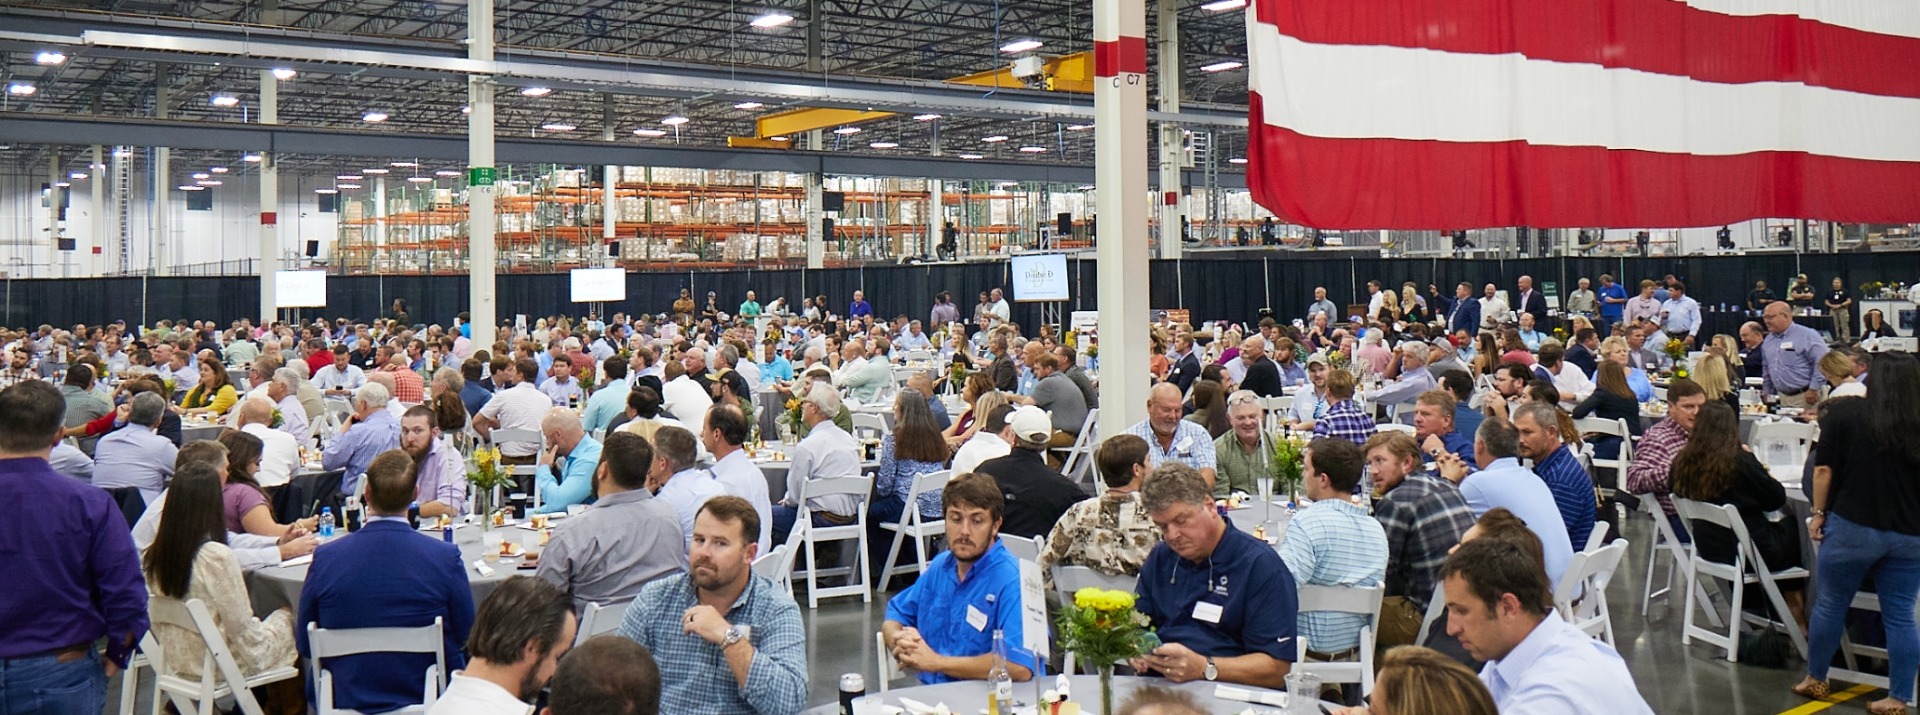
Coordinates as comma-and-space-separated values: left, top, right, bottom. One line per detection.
1175, 437, 1192, 453
966, 604, 989, 632
1783, 341, 1795, 351
1193, 601, 1224, 624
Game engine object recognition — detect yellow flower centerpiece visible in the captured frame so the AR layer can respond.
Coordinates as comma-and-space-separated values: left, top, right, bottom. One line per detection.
467, 446, 513, 530
1664, 338, 1689, 378
1055, 587, 1155, 715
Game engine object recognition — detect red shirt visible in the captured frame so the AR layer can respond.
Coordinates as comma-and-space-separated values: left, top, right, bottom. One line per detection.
388, 367, 425, 404
306, 352, 334, 380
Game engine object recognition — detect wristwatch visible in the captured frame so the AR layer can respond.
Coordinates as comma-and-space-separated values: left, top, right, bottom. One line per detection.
720, 626, 746, 650
1203, 657, 1218, 681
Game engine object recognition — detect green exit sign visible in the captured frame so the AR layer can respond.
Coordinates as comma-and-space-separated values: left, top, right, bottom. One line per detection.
468, 167, 497, 186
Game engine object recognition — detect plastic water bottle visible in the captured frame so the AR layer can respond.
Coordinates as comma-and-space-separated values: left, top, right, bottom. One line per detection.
318, 507, 336, 538
987, 629, 1014, 715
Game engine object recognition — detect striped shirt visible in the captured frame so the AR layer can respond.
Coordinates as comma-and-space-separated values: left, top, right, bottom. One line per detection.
1374, 473, 1475, 611
1532, 446, 1597, 549
1124, 419, 1219, 473
1278, 497, 1388, 652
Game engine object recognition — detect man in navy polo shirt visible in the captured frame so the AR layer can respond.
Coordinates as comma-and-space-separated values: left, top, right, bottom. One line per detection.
1130, 462, 1297, 688
882, 473, 1036, 685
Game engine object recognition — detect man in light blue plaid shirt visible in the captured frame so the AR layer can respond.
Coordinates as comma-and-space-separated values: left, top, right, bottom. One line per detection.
1278, 437, 1387, 655
1124, 383, 1219, 489
616, 496, 808, 715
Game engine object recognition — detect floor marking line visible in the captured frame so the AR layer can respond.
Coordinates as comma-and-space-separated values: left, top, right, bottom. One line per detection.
1776, 684, 1878, 715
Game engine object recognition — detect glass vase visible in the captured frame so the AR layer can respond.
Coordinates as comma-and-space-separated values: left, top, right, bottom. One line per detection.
473, 487, 494, 532
1098, 665, 1114, 715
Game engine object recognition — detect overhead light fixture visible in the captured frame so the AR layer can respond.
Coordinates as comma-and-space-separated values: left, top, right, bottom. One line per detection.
733, 101, 764, 110
520, 86, 552, 97
958, 153, 985, 160
362, 168, 390, 175
1019, 145, 1048, 153
36, 51, 67, 65
315, 188, 338, 195
362, 111, 388, 123
435, 170, 462, 177
178, 185, 205, 191
209, 167, 229, 174
540, 123, 578, 132
242, 154, 262, 163
114, 149, 133, 158
7, 83, 36, 96
336, 183, 362, 189
196, 180, 223, 186
749, 13, 794, 28
1000, 39, 1044, 53
192, 172, 211, 179
210, 95, 241, 107
1201, 0, 1247, 11
981, 135, 1009, 143
69, 172, 87, 180
1229, 157, 1248, 164
390, 161, 418, 168
868, 141, 899, 149
461, 105, 472, 115
634, 128, 667, 137
271, 67, 297, 80
1200, 60, 1244, 72
913, 114, 942, 121
407, 176, 434, 183
336, 174, 363, 181
54, 182, 70, 188
661, 115, 690, 126
833, 126, 862, 135
769, 136, 791, 142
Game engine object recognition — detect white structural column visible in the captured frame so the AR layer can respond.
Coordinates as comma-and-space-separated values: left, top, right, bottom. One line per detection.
1094, 0, 1151, 433
153, 64, 171, 276
1155, 0, 1183, 259
467, 0, 498, 347
258, 70, 281, 322
48, 152, 64, 276
90, 145, 104, 276
601, 95, 618, 268
805, 129, 825, 269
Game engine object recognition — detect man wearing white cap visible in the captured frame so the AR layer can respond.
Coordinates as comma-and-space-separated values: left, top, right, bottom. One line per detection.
970, 405, 1088, 539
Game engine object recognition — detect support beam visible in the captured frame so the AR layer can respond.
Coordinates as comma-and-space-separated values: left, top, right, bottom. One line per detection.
90, 144, 104, 276
259, 69, 280, 323
1095, 0, 1151, 434
48, 151, 63, 277
756, 107, 894, 139
467, 0, 497, 349
1156, 0, 1183, 260
947, 51, 1096, 93
601, 94, 617, 268
153, 63, 170, 277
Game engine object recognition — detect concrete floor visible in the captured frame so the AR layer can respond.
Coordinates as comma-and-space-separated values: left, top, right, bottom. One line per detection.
107, 513, 1894, 714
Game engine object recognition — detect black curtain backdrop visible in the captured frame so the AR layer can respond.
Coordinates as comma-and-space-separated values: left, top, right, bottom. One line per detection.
5, 252, 1904, 337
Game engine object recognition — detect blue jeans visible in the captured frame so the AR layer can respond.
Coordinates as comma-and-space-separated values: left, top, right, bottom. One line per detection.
0, 645, 106, 715
770, 504, 844, 548
1807, 513, 1920, 701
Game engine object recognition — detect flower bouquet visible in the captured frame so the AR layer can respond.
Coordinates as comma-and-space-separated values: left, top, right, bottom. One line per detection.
1663, 338, 1689, 378
1055, 588, 1156, 715
1327, 349, 1349, 370
1269, 432, 1307, 503
467, 446, 513, 530
778, 396, 806, 441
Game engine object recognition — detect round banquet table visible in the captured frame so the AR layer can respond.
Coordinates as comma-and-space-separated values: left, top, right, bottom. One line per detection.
799, 674, 1302, 715
750, 440, 882, 504
180, 421, 225, 443
245, 520, 538, 617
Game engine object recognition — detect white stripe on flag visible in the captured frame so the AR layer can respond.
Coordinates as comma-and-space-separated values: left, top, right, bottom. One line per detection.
1689, 0, 1920, 41
1249, 25, 1920, 162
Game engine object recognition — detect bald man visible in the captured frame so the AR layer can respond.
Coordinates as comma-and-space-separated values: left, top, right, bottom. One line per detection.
1236, 337, 1285, 398
1123, 384, 1217, 489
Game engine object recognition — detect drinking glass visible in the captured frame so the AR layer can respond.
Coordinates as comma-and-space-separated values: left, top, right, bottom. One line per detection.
1286, 672, 1322, 715
1257, 476, 1274, 528
481, 531, 504, 561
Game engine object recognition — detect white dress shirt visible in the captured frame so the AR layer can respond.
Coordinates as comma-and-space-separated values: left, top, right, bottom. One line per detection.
784, 421, 864, 516
659, 376, 714, 433
242, 422, 300, 488
1481, 611, 1656, 715
655, 468, 728, 549
1550, 362, 1596, 410
424, 673, 534, 715
709, 448, 773, 554
951, 431, 1012, 478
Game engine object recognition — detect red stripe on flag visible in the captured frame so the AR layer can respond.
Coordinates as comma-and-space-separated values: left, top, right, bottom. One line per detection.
1253, 0, 1920, 100
1246, 91, 1920, 229
1094, 37, 1148, 77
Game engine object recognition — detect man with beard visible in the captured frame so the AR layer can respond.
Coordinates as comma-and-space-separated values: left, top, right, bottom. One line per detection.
301, 450, 475, 715
400, 406, 469, 518
427, 577, 575, 715
882, 473, 1038, 685
535, 432, 685, 612
616, 496, 807, 714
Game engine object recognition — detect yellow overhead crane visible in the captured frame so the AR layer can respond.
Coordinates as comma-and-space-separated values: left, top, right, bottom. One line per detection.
726, 51, 1094, 149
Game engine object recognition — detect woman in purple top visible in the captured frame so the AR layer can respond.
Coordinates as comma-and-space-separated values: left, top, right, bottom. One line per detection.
217, 431, 315, 537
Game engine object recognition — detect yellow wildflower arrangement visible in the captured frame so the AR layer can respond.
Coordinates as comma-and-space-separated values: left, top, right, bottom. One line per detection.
1056, 587, 1154, 668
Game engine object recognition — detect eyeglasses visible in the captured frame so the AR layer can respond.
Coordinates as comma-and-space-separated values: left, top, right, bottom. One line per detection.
1226, 393, 1261, 407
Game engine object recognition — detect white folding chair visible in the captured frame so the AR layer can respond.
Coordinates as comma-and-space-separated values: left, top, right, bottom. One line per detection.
1748, 421, 1818, 473
790, 474, 876, 608
147, 598, 301, 715
874, 632, 909, 692
488, 427, 544, 509
115, 636, 158, 715
851, 413, 891, 440
1673, 498, 1809, 662
1555, 540, 1628, 645
574, 599, 633, 646
1374, 423, 1415, 435
878, 470, 954, 592
1638, 495, 1722, 627
308, 618, 447, 715
1583, 520, 1612, 553
1573, 417, 1633, 494
1832, 591, 1920, 695
1000, 533, 1044, 564
1414, 582, 1448, 648
752, 543, 799, 597
1056, 408, 1100, 486
1260, 396, 1291, 434
1294, 584, 1383, 698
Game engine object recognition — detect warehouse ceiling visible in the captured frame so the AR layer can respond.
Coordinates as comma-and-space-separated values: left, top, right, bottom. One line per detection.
0, 0, 1253, 177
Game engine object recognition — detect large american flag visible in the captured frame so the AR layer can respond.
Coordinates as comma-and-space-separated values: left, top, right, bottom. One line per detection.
1245, 0, 1920, 229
